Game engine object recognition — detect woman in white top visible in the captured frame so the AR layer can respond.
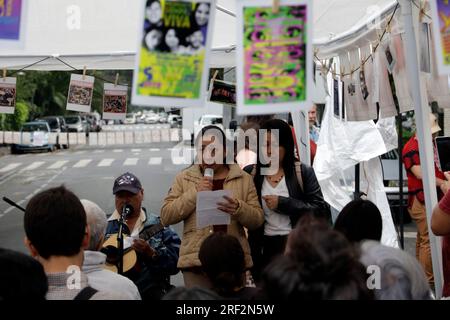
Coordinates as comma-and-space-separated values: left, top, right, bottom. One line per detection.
243, 119, 329, 282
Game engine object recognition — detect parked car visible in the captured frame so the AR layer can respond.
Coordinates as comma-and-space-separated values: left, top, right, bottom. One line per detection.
124, 113, 137, 124
194, 114, 224, 140
158, 112, 168, 123
11, 121, 55, 154
168, 114, 181, 128
145, 114, 159, 124
85, 113, 102, 132
65, 115, 84, 133
36, 116, 69, 149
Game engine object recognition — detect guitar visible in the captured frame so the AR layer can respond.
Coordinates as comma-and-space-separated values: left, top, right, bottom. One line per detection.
102, 223, 165, 273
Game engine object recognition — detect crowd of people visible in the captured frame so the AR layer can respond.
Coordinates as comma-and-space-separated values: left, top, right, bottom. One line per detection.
1, 109, 449, 301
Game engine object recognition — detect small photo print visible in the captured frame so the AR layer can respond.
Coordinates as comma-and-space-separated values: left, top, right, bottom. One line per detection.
385, 46, 396, 74
359, 70, 369, 100
347, 83, 356, 96
66, 74, 95, 113
103, 83, 128, 120
104, 95, 127, 113
0, 77, 17, 114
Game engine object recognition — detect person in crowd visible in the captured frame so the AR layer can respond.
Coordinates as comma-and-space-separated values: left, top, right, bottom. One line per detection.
431, 174, 450, 297
402, 113, 449, 287
163, 287, 221, 300
199, 232, 261, 299
244, 118, 329, 282
360, 240, 432, 300
105, 172, 181, 300
161, 125, 264, 288
80, 199, 141, 300
144, 0, 163, 29
309, 104, 320, 143
235, 121, 259, 169
0, 248, 48, 300
181, 29, 204, 54
334, 199, 383, 243
23, 186, 125, 300
261, 215, 373, 300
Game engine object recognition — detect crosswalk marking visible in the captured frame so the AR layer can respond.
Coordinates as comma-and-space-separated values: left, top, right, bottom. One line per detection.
148, 157, 162, 165
73, 150, 86, 155
93, 150, 104, 154
73, 159, 92, 168
0, 163, 22, 173
113, 149, 123, 153
48, 160, 69, 169
98, 159, 115, 167
23, 161, 45, 171
149, 148, 160, 152
124, 158, 138, 166
131, 149, 141, 153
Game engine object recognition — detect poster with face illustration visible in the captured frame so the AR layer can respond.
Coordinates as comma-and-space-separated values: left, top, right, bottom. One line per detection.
430, 0, 450, 74
132, 0, 216, 108
236, 0, 313, 115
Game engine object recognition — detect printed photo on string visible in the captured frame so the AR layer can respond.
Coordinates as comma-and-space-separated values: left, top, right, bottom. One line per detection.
0, 77, 17, 114
103, 83, 128, 120
66, 74, 95, 113
68, 85, 93, 106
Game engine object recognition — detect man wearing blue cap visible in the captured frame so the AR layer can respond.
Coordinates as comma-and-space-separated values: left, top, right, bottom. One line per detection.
105, 172, 181, 300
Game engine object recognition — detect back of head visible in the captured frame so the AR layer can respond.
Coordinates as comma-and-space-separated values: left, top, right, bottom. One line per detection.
163, 287, 221, 300
198, 233, 246, 296
334, 199, 382, 243
81, 199, 107, 251
24, 185, 87, 259
0, 248, 48, 300
360, 240, 431, 300
262, 215, 373, 300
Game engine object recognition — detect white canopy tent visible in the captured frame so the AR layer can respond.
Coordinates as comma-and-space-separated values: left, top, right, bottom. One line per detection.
0, 0, 444, 297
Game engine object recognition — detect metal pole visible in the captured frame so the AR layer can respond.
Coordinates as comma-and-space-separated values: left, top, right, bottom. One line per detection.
400, 0, 443, 298
354, 163, 361, 200
398, 114, 405, 250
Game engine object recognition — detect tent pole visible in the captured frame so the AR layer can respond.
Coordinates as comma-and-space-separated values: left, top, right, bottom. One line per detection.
400, 0, 443, 298
398, 114, 405, 250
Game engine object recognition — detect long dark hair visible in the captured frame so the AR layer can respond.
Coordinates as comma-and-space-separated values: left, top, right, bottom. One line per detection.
256, 118, 296, 176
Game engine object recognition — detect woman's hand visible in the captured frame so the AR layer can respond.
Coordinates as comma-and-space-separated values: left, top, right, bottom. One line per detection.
217, 196, 239, 215
197, 177, 213, 192
263, 195, 279, 210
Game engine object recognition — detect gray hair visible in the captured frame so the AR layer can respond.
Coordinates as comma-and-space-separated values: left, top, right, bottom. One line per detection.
360, 240, 432, 300
81, 199, 108, 251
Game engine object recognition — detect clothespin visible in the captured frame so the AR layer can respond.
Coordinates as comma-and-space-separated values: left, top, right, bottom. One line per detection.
272, 0, 280, 14
386, 22, 392, 34
82, 66, 87, 80
114, 73, 119, 87
212, 70, 219, 83
2, 68, 6, 81
314, 47, 319, 58
419, 2, 425, 23
340, 65, 345, 78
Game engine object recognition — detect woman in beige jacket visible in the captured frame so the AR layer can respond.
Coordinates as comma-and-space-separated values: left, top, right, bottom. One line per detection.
161, 125, 264, 288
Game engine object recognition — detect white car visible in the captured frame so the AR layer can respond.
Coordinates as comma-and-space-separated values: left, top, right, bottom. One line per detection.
124, 114, 136, 124
145, 114, 159, 124
194, 115, 224, 140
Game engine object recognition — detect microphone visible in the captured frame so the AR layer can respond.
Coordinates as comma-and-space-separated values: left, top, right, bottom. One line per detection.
122, 204, 133, 219
204, 168, 214, 180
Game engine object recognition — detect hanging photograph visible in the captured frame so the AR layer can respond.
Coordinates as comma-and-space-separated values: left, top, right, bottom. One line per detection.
236, 0, 313, 115
132, 0, 216, 108
209, 79, 236, 105
0, 0, 27, 49
103, 83, 128, 120
0, 77, 16, 114
66, 74, 95, 113
430, 0, 450, 74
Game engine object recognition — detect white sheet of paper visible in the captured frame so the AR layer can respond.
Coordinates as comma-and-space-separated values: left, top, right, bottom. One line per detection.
124, 132, 133, 144
13, 132, 20, 144
68, 133, 78, 145
22, 132, 31, 145
98, 132, 106, 145
48, 132, 58, 145
77, 133, 86, 145
4, 131, 12, 144
115, 132, 124, 145
33, 132, 45, 146
107, 132, 116, 145
196, 189, 232, 229
59, 133, 68, 145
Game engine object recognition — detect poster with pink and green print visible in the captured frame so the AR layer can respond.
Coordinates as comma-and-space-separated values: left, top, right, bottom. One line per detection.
236, 0, 313, 115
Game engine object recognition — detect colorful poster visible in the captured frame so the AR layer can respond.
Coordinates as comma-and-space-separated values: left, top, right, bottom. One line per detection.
431, 0, 450, 74
103, 83, 128, 120
0, 77, 16, 114
66, 74, 94, 113
0, 0, 26, 49
236, 0, 313, 115
132, 0, 216, 108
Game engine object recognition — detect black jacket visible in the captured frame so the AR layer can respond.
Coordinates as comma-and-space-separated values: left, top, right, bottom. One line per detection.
244, 163, 330, 227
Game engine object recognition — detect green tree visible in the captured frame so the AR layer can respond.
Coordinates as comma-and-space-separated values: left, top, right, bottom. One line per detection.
0, 102, 29, 131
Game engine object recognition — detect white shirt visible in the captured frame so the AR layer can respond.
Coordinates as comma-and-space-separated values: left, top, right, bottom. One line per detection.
261, 176, 292, 236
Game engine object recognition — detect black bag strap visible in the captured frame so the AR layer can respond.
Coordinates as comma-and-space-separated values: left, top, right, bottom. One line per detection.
73, 286, 98, 300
